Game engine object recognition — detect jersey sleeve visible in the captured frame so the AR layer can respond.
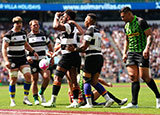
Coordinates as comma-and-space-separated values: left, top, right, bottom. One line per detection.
139, 19, 150, 32
84, 27, 94, 42
3, 33, 11, 43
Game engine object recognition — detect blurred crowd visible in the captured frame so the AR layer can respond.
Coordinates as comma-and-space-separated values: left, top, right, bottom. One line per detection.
0, 23, 160, 84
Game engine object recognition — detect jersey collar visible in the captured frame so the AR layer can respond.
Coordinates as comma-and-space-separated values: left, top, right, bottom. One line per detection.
130, 15, 137, 24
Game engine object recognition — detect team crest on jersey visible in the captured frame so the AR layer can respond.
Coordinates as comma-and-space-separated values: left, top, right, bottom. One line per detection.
11, 63, 16, 68
23, 36, 25, 39
42, 37, 45, 40
32, 68, 37, 72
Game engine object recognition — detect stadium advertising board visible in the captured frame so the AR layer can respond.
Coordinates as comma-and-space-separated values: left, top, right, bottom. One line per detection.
0, 2, 159, 11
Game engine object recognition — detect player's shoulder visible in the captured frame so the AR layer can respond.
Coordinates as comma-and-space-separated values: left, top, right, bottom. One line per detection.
21, 30, 27, 34
4, 30, 14, 37
136, 16, 147, 24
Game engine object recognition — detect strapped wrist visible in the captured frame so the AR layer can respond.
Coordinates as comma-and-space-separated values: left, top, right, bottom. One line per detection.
32, 50, 35, 54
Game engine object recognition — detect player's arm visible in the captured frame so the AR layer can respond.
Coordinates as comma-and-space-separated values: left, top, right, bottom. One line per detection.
47, 42, 54, 52
122, 36, 129, 63
24, 41, 39, 60
140, 19, 153, 59
68, 20, 84, 35
2, 40, 10, 69
98, 78, 113, 87
75, 40, 90, 52
53, 12, 65, 31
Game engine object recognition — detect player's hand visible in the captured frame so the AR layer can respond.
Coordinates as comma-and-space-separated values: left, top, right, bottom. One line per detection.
107, 82, 113, 87
143, 48, 149, 59
55, 12, 63, 18
34, 52, 39, 60
5, 61, 11, 69
122, 53, 127, 63
66, 44, 75, 52
27, 56, 33, 64
47, 51, 54, 58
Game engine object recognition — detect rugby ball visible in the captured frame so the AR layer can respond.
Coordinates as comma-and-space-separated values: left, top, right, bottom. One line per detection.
39, 58, 49, 70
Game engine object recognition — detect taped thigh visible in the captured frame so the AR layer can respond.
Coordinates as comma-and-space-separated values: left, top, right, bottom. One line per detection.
21, 67, 31, 74
9, 71, 18, 77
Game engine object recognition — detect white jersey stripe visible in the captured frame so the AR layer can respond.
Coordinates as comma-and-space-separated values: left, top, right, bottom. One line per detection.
8, 45, 25, 51
61, 38, 77, 44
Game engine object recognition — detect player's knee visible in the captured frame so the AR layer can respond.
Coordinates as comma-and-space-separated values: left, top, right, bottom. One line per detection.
9, 71, 18, 78
53, 80, 61, 86
83, 76, 91, 83
55, 70, 65, 78
128, 73, 138, 81
142, 76, 151, 83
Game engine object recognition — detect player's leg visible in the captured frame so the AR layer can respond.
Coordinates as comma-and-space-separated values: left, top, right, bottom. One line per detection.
66, 67, 81, 108
121, 65, 139, 109
8, 68, 18, 107
42, 66, 66, 107
140, 67, 160, 108
39, 69, 50, 103
20, 64, 32, 106
31, 72, 40, 105
91, 73, 114, 107
66, 71, 74, 103
79, 72, 93, 108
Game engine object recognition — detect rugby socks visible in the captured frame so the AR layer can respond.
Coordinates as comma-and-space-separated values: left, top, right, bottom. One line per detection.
52, 81, 61, 96
93, 82, 110, 101
9, 84, 16, 99
24, 81, 31, 96
131, 81, 140, 105
33, 94, 38, 101
39, 87, 46, 95
107, 91, 121, 104
84, 82, 92, 105
72, 87, 79, 99
146, 78, 160, 98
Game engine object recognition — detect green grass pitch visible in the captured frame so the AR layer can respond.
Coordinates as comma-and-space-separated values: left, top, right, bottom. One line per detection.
0, 82, 160, 114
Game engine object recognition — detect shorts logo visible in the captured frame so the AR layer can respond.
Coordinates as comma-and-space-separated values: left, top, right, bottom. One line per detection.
139, 63, 143, 66
11, 63, 15, 68
32, 68, 37, 72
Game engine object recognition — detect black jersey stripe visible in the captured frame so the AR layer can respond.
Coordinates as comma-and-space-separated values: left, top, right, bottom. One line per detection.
8, 50, 25, 55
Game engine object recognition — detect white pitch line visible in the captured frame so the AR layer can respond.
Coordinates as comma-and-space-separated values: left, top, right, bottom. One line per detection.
0, 110, 106, 115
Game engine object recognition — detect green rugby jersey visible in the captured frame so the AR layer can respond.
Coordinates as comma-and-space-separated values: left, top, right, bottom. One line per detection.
124, 15, 150, 52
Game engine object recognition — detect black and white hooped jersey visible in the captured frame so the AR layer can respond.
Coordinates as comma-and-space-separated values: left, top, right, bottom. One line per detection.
27, 31, 50, 60
3, 30, 27, 58
84, 25, 102, 57
59, 23, 79, 54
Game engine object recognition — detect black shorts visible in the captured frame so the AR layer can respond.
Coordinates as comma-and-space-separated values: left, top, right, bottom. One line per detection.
30, 60, 41, 74
83, 55, 104, 74
57, 52, 81, 71
8, 56, 29, 69
126, 52, 149, 67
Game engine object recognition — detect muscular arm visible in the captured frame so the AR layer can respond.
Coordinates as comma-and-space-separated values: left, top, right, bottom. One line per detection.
123, 37, 129, 55
24, 41, 35, 52
53, 13, 65, 31
144, 28, 153, 50
68, 20, 84, 35
47, 42, 54, 52
98, 78, 112, 87
122, 37, 129, 63
75, 40, 90, 52
143, 28, 153, 59
2, 41, 9, 62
